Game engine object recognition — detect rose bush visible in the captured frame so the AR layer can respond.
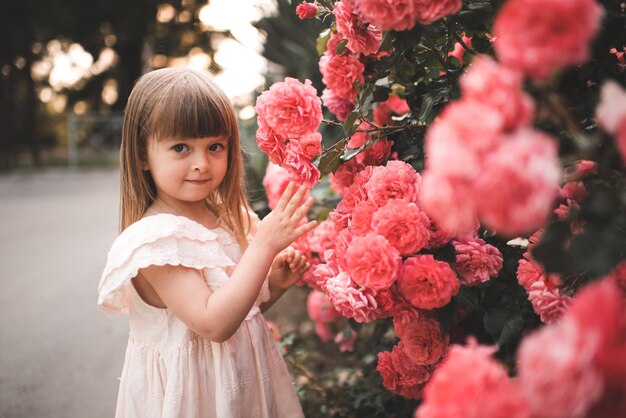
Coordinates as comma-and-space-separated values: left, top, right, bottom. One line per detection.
254, 0, 625, 415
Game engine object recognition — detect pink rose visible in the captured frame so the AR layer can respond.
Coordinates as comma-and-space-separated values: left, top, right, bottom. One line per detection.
419, 172, 478, 235
411, 0, 462, 25
493, 0, 604, 80
308, 220, 337, 259
296, 132, 322, 159
400, 316, 448, 366
328, 158, 365, 195
424, 219, 455, 249
365, 160, 421, 206
334, 1, 382, 56
325, 272, 379, 323
475, 129, 561, 237
256, 119, 287, 165
307, 289, 342, 323
357, 0, 461, 31
373, 94, 410, 126
561, 181, 587, 202
377, 343, 432, 399
453, 235, 503, 286
348, 200, 377, 236
255, 77, 322, 138
262, 163, 292, 210
517, 318, 604, 418
320, 52, 365, 101
527, 280, 571, 324
416, 340, 532, 418
563, 159, 597, 182
460, 56, 535, 132
295, 2, 317, 19
398, 255, 460, 310
344, 232, 402, 291
596, 80, 626, 162
321, 88, 355, 121
282, 144, 321, 188
371, 199, 431, 256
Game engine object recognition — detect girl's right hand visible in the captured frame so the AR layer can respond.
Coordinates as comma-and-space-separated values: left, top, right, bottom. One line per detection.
255, 182, 317, 254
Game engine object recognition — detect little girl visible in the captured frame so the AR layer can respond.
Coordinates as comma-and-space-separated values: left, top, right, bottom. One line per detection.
98, 68, 316, 418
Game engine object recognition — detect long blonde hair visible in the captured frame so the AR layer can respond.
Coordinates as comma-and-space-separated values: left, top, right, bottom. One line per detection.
119, 68, 251, 248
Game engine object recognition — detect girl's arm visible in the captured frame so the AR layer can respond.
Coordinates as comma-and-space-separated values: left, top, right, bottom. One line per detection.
140, 183, 317, 342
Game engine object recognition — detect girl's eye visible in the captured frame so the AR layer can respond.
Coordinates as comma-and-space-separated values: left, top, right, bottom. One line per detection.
172, 144, 189, 153
209, 143, 225, 152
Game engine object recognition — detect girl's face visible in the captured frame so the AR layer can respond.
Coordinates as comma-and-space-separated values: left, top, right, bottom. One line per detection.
144, 135, 229, 209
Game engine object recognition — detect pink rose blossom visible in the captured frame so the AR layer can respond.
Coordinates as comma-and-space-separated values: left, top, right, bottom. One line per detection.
561, 181, 587, 202
320, 52, 365, 101
493, 0, 604, 80
347, 122, 394, 166
419, 172, 478, 235
328, 158, 365, 195
282, 144, 321, 188
296, 132, 322, 159
262, 163, 292, 210
295, 2, 317, 19
596, 80, 626, 162
460, 56, 535, 132
377, 343, 432, 399
527, 280, 571, 324
312, 260, 339, 291
475, 129, 560, 237
313, 322, 335, 341
348, 200, 377, 236
255, 77, 322, 138
256, 119, 287, 165
357, 0, 461, 31
325, 272, 379, 323
400, 316, 449, 366
424, 220, 455, 249
344, 232, 402, 291
426, 99, 506, 171
563, 159, 597, 182
416, 340, 532, 418
517, 318, 604, 418
373, 94, 410, 126
365, 160, 421, 206
307, 290, 342, 324
334, 1, 382, 56
398, 255, 460, 310
393, 308, 421, 338
321, 88, 355, 121
453, 235, 503, 286
568, 278, 626, 389
331, 180, 369, 229
308, 220, 337, 259
411, 0, 462, 25
371, 199, 431, 256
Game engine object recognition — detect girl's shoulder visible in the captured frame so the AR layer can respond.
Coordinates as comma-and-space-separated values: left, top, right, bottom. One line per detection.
98, 214, 235, 316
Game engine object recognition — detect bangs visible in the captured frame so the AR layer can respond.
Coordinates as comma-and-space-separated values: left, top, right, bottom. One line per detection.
147, 71, 234, 142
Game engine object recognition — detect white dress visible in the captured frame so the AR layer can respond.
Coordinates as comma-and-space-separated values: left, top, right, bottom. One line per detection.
98, 214, 304, 418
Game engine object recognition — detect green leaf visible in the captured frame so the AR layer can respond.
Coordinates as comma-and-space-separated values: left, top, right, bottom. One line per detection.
456, 286, 480, 310
484, 306, 524, 346
336, 39, 348, 55
317, 137, 348, 174
342, 111, 359, 136
435, 298, 458, 337
316, 28, 331, 56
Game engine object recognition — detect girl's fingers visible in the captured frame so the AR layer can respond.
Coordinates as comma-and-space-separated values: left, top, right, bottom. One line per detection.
274, 182, 296, 212
295, 220, 318, 236
290, 196, 315, 223
284, 185, 308, 217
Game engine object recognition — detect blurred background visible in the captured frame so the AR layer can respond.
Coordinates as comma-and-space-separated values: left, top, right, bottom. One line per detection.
0, 1, 324, 416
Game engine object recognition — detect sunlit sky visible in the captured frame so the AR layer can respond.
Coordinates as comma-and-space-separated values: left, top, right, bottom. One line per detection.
32, 0, 277, 114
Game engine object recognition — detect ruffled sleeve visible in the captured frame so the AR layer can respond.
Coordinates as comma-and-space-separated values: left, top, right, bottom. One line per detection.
97, 214, 235, 317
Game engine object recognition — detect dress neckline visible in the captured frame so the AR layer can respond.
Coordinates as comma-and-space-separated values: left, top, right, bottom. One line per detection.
143, 213, 225, 233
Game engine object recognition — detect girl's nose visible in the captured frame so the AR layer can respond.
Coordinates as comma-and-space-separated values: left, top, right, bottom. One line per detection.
192, 152, 210, 172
